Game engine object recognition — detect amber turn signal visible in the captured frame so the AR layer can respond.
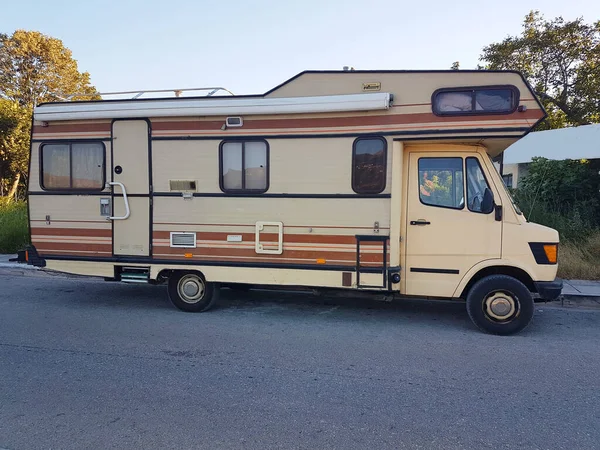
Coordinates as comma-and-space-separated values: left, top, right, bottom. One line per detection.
543, 244, 558, 264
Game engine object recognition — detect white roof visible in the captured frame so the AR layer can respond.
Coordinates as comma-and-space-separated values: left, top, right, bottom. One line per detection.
34, 92, 392, 121
503, 124, 600, 164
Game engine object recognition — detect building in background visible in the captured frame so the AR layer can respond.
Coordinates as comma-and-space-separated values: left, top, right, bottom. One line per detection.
501, 124, 600, 188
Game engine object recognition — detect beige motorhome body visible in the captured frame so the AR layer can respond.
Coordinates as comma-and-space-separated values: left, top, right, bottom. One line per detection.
26, 70, 562, 334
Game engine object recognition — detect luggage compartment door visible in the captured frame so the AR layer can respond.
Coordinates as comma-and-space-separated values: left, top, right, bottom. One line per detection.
111, 119, 151, 257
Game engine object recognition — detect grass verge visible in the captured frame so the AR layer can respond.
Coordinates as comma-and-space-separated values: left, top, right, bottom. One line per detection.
558, 232, 600, 280
0, 199, 29, 254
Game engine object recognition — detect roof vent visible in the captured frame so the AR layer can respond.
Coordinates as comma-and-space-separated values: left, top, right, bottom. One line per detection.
170, 232, 196, 248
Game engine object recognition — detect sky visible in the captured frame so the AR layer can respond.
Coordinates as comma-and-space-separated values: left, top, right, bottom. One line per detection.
1, 0, 599, 97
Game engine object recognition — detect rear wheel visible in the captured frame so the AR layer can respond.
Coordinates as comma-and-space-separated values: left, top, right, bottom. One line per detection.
168, 271, 219, 312
466, 275, 534, 335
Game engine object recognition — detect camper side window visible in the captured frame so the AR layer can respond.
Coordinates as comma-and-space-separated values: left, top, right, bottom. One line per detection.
432, 86, 518, 116
220, 140, 269, 193
352, 137, 387, 194
41, 142, 105, 190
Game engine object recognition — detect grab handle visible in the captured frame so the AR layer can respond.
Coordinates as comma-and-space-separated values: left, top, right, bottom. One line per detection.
107, 182, 130, 220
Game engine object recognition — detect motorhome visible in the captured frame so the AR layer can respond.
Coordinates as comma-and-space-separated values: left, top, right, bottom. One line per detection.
23, 69, 563, 335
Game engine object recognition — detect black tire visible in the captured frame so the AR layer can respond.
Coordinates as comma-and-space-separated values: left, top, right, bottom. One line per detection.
167, 271, 219, 313
466, 275, 534, 335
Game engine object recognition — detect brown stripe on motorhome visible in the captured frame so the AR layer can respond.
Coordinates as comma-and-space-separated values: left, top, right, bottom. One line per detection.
32, 122, 111, 134
151, 110, 542, 131
154, 222, 390, 230
32, 110, 542, 136
153, 245, 389, 263
152, 231, 386, 245
35, 242, 112, 253
31, 227, 112, 237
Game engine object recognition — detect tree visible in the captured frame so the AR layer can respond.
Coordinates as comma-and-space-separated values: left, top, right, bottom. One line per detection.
480, 11, 600, 129
0, 30, 99, 200
0, 100, 30, 199
450, 61, 460, 70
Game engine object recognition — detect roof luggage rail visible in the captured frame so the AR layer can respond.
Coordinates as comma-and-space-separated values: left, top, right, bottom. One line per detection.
52, 87, 235, 101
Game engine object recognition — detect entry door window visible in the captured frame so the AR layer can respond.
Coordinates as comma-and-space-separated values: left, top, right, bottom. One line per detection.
418, 157, 464, 209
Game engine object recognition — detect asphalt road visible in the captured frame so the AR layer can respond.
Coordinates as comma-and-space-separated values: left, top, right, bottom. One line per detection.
1, 270, 599, 450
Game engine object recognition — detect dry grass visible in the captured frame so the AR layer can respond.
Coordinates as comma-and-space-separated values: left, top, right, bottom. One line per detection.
558, 232, 600, 280
0, 199, 29, 253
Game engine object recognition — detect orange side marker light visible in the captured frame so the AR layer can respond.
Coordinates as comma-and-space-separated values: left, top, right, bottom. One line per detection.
543, 244, 558, 264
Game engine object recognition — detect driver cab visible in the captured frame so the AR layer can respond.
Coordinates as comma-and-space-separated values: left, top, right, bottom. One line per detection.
403, 144, 503, 298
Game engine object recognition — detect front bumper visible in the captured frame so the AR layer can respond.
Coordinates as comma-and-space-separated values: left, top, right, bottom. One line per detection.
535, 279, 563, 301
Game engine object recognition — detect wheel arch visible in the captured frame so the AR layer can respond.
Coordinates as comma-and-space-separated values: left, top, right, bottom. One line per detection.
455, 261, 536, 299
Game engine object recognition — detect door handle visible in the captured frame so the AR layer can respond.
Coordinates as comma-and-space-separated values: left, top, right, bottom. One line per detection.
107, 181, 130, 220
410, 220, 431, 226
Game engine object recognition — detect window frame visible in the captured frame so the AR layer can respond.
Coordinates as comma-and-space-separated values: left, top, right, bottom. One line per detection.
218, 139, 270, 194
466, 156, 494, 215
351, 136, 388, 195
39, 140, 107, 192
431, 85, 520, 117
417, 157, 465, 211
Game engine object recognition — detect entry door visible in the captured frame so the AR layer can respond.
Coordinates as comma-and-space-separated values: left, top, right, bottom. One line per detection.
404, 152, 502, 297
111, 120, 151, 256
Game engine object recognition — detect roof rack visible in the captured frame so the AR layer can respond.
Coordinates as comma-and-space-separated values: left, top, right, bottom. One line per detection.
54, 87, 235, 101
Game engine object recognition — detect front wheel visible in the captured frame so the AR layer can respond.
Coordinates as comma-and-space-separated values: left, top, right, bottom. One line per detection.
466, 275, 534, 335
168, 271, 219, 312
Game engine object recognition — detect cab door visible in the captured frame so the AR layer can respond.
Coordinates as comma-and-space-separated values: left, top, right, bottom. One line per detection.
404, 150, 502, 297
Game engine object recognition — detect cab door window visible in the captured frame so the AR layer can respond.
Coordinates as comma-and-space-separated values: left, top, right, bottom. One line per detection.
466, 157, 492, 213
418, 157, 464, 209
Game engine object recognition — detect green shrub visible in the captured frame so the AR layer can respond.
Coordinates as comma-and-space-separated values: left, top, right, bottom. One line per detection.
0, 199, 29, 253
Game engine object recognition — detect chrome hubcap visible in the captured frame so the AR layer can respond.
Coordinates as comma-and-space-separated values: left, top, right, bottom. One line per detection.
177, 274, 205, 304
485, 291, 517, 321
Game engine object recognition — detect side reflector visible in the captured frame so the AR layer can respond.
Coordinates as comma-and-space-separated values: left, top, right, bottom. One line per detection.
316, 258, 326, 264
184, 253, 193, 258
543, 244, 558, 264
25, 250, 29, 262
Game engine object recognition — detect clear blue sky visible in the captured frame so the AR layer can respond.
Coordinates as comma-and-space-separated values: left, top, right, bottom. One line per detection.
2, 0, 599, 96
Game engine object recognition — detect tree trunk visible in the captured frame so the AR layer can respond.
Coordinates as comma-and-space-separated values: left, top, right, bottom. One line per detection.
6, 173, 21, 201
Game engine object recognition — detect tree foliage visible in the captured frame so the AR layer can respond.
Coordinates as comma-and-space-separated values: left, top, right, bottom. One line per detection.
513, 157, 600, 240
0, 30, 99, 199
0, 30, 99, 107
0, 99, 30, 197
480, 11, 600, 129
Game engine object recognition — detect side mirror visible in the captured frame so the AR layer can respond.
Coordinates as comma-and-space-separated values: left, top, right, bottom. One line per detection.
481, 187, 494, 214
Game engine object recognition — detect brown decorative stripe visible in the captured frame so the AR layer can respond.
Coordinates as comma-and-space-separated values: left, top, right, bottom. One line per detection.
152, 231, 385, 245
154, 222, 390, 230
34, 242, 112, 252
32, 110, 543, 137
151, 111, 542, 132
31, 227, 111, 237
32, 122, 111, 134
153, 245, 389, 263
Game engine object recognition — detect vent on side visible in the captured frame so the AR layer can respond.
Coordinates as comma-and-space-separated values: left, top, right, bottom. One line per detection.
169, 180, 197, 192
170, 232, 197, 248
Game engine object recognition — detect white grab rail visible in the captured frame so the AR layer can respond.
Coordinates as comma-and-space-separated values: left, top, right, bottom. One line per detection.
107, 182, 130, 220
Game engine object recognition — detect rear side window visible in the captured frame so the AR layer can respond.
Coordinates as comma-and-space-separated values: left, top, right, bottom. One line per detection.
433, 86, 518, 115
418, 157, 464, 209
352, 137, 387, 194
41, 142, 105, 190
220, 140, 269, 193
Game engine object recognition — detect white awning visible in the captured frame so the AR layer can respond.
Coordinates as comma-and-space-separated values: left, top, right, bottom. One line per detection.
34, 92, 393, 121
